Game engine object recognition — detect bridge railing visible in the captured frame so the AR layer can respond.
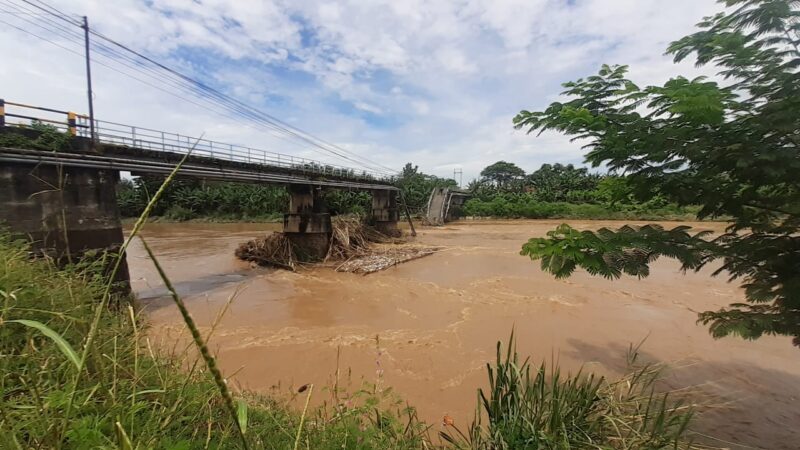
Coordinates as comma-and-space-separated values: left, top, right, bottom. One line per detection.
0, 99, 394, 182
0, 99, 89, 135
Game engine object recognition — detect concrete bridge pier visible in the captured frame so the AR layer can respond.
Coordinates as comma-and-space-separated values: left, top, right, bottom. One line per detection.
0, 162, 130, 286
283, 184, 332, 261
371, 189, 401, 237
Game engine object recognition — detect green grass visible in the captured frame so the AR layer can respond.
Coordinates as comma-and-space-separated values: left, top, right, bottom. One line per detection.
0, 233, 431, 449
0, 233, 702, 448
441, 336, 698, 449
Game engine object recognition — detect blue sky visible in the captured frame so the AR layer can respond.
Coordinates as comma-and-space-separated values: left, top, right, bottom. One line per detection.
0, 0, 722, 181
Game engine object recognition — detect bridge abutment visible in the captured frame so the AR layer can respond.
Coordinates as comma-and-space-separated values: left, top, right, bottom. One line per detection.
0, 162, 130, 286
371, 189, 401, 237
283, 184, 332, 261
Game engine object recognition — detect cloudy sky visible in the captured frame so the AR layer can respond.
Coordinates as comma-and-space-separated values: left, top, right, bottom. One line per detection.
0, 0, 723, 182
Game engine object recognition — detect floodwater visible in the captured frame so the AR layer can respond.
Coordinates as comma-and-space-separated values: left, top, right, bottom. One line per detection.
126, 220, 800, 449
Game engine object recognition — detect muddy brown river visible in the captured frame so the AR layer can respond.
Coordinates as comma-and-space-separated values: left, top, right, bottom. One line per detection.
127, 220, 800, 449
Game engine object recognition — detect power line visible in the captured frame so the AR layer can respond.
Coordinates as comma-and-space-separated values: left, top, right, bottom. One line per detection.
11, 0, 398, 175
0, 0, 329, 150
87, 27, 397, 174
7, 0, 394, 174
0, 13, 390, 177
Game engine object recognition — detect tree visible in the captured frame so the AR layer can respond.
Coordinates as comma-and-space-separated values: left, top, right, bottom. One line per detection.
479, 161, 526, 190
526, 163, 600, 202
514, 0, 800, 345
395, 162, 457, 213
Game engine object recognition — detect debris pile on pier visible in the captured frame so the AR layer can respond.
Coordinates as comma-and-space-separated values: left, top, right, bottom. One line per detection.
235, 232, 297, 270
235, 216, 439, 274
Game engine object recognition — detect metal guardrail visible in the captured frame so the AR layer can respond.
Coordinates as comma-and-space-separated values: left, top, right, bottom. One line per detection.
0, 99, 394, 182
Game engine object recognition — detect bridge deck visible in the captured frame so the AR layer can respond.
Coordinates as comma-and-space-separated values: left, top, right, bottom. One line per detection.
0, 144, 398, 190
0, 99, 397, 191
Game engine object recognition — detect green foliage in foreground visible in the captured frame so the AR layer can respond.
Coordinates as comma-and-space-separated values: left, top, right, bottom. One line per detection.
442, 337, 694, 449
0, 234, 429, 449
0, 233, 697, 448
515, 0, 800, 345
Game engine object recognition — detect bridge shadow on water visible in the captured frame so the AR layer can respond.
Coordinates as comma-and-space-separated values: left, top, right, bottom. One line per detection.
564, 339, 800, 450
133, 270, 256, 311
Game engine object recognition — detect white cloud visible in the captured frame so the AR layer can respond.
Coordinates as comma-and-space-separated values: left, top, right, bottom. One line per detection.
0, 0, 724, 181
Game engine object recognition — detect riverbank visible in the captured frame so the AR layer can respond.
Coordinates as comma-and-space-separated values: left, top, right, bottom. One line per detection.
0, 233, 432, 448
121, 213, 284, 224
130, 219, 800, 449
1, 225, 696, 447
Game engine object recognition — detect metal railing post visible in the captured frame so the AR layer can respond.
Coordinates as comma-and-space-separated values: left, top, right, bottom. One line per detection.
0, 99, 5, 128
131, 126, 136, 146
209, 140, 214, 158
67, 112, 77, 136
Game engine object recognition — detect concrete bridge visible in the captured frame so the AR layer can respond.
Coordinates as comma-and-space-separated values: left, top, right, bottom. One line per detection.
0, 100, 401, 283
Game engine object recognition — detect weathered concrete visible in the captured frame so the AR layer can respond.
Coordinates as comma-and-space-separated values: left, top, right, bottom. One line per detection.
283, 184, 331, 260
371, 189, 401, 237
426, 187, 470, 225
0, 162, 129, 286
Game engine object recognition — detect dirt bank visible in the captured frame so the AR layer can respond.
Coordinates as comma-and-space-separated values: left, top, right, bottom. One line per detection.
128, 220, 800, 449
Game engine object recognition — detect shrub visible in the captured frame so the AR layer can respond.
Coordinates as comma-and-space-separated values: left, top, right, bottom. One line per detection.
442, 337, 694, 449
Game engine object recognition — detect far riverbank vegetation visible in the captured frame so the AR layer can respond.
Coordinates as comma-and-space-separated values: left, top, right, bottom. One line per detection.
117, 161, 701, 223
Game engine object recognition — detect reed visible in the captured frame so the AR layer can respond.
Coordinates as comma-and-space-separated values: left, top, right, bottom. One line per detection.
440, 334, 700, 449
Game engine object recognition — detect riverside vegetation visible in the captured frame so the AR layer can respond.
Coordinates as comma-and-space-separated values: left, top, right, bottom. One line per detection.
0, 154, 698, 447
116, 162, 699, 223
0, 233, 698, 448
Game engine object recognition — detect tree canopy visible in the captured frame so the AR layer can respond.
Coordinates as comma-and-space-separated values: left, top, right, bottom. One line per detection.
395, 163, 457, 213
527, 163, 600, 202
514, 0, 800, 345
480, 161, 526, 189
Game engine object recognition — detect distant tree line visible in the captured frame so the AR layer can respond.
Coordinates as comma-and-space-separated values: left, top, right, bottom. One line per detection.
462, 160, 691, 220
116, 163, 457, 220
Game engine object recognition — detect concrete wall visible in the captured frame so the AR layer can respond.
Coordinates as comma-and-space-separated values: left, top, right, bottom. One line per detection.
0, 162, 129, 284
371, 189, 400, 236
283, 184, 332, 260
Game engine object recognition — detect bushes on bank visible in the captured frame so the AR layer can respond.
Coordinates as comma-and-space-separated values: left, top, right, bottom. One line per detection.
462, 194, 697, 221
118, 178, 374, 221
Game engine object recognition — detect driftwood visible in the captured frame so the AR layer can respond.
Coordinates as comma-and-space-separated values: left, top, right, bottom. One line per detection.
335, 245, 439, 274
235, 216, 437, 274
235, 232, 296, 270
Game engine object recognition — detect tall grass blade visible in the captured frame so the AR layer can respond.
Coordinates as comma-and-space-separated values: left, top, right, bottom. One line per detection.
140, 237, 249, 449
115, 421, 133, 450
7, 319, 80, 369
237, 399, 248, 435
61, 138, 200, 441
293, 384, 314, 450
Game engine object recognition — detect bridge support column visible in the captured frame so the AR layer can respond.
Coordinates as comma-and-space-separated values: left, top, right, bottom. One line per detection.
371, 189, 400, 237
283, 185, 331, 261
0, 162, 129, 287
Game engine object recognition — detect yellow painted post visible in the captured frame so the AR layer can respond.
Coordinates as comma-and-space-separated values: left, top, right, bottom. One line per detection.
67, 112, 77, 136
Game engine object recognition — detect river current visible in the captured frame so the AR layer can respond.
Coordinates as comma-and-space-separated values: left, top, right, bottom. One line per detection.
126, 220, 800, 449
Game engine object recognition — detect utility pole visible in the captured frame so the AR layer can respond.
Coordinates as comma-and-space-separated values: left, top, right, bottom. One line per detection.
82, 16, 95, 143
454, 168, 463, 188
